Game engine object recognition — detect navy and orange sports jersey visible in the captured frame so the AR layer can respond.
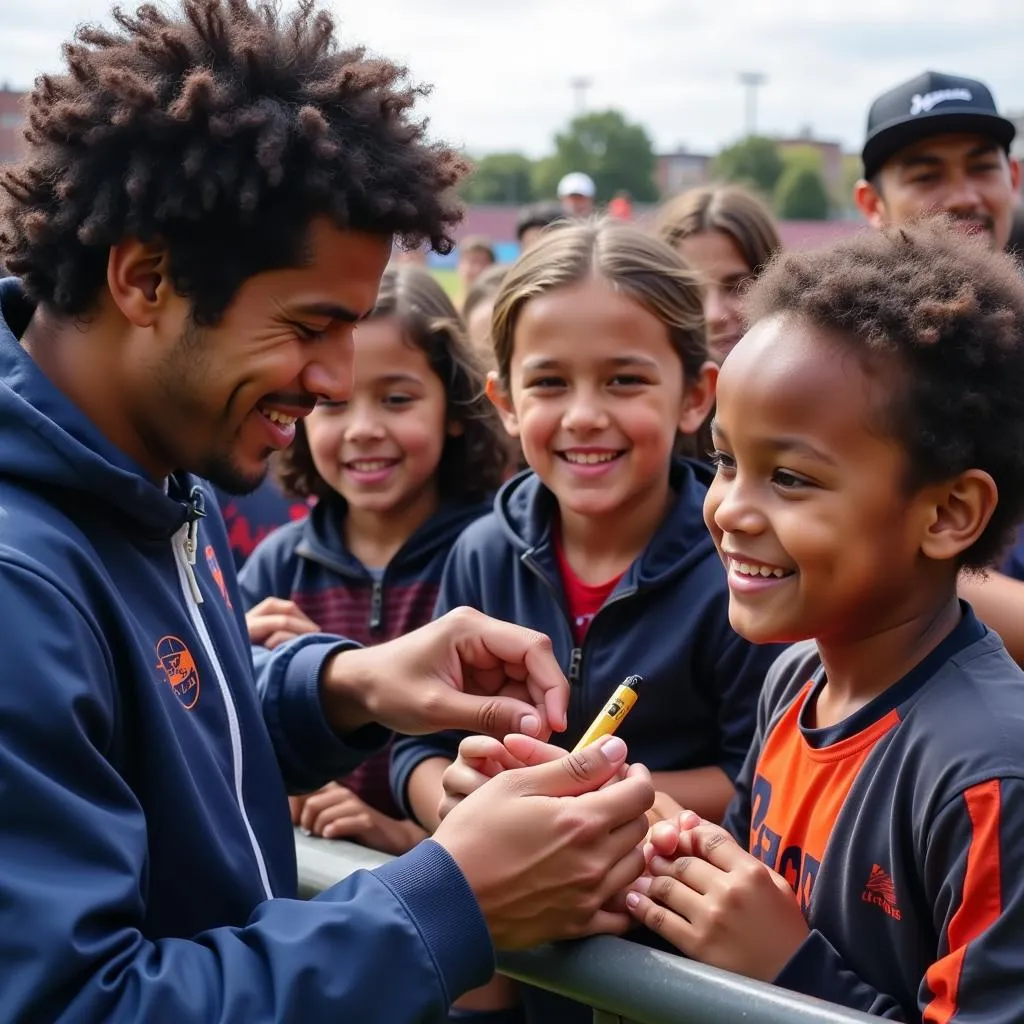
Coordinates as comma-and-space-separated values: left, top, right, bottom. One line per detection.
723, 605, 1024, 1021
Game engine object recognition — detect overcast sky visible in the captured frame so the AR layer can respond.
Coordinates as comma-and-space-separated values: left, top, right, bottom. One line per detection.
2, 0, 1023, 157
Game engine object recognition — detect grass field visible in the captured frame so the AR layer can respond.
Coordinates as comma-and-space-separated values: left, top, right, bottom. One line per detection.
430, 267, 459, 299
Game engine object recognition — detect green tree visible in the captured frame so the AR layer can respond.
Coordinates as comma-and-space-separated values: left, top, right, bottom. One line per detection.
840, 152, 864, 213
534, 110, 659, 203
711, 136, 783, 197
459, 152, 536, 204
774, 164, 830, 220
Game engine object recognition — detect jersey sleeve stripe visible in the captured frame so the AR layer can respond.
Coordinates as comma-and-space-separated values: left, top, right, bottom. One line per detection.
923, 778, 1003, 1024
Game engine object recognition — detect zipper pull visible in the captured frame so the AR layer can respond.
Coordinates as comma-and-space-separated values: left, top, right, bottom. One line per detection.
369, 579, 384, 631
568, 647, 583, 683
184, 485, 207, 567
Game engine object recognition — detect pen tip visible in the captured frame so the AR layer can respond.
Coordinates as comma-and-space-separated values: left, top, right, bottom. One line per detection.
624, 675, 641, 690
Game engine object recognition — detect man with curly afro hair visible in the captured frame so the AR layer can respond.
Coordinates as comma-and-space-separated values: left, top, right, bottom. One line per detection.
631, 221, 1024, 1022
0, 3, 656, 1020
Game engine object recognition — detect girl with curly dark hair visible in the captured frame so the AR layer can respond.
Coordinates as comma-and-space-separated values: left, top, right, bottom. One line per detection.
239, 264, 507, 860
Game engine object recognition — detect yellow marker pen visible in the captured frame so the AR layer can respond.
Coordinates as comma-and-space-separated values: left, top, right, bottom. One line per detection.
571, 675, 642, 753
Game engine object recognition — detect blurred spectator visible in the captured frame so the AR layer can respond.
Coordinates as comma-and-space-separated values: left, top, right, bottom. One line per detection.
456, 235, 496, 297
655, 184, 781, 364
556, 171, 596, 217
516, 201, 567, 253
607, 190, 633, 221
462, 263, 507, 364
215, 470, 311, 571
853, 70, 1018, 252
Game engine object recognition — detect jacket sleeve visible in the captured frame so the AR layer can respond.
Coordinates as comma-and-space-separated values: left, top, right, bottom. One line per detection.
774, 776, 1024, 1022
390, 533, 483, 820
256, 633, 391, 793
236, 529, 390, 793
0, 558, 492, 1023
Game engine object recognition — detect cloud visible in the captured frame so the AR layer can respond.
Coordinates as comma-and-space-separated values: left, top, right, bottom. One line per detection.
1, 0, 1022, 158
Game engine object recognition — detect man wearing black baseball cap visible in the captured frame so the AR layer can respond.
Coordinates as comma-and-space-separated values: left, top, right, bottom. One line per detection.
855, 72, 1024, 670
854, 70, 1020, 250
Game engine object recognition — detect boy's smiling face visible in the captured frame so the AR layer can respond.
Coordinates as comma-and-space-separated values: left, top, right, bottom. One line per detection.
703, 314, 942, 646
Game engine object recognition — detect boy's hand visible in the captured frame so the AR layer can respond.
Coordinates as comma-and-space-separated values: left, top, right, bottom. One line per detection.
627, 812, 809, 982
299, 781, 426, 856
435, 738, 653, 949
646, 791, 686, 829
246, 597, 320, 649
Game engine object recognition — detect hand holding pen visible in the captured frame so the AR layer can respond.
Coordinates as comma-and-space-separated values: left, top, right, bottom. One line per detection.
439, 675, 644, 821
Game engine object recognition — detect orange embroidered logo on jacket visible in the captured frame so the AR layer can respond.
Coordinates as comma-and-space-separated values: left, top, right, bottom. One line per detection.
205, 544, 232, 608
863, 864, 902, 920
155, 635, 200, 710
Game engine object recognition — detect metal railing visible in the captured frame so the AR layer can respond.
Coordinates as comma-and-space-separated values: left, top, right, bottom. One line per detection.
295, 831, 880, 1024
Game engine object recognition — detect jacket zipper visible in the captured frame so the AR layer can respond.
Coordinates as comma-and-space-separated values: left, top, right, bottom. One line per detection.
521, 551, 640, 733
172, 491, 274, 900
369, 578, 384, 632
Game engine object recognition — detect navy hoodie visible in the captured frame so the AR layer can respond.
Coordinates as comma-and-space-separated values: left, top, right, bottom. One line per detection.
0, 278, 492, 1022
392, 463, 785, 812
240, 495, 490, 815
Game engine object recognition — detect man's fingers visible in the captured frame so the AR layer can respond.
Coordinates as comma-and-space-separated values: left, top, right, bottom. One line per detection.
573, 766, 656, 832
449, 609, 568, 732
597, 842, 648, 903
574, 908, 636, 939
503, 733, 571, 767
506, 736, 634, 800
433, 688, 554, 741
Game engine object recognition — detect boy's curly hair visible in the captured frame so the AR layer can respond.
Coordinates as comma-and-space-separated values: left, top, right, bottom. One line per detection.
278, 265, 507, 503
0, 0, 467, 323
747, 219, 1024, 569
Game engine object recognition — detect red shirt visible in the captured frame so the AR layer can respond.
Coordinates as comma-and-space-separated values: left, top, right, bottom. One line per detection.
554, 528, 624, 644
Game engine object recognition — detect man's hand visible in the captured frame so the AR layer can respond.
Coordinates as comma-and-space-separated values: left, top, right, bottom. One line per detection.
320, 607, 568, 740
297, 782, 426, 856
627, 812, 809, 982
246, 597, 320, 649
439, 733, 629, 822
434, 737, 654, 950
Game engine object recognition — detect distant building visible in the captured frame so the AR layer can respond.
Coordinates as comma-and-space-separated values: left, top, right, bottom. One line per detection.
655, 149, 712, 197
775, 130, 845, 197
0, 87, 28, 164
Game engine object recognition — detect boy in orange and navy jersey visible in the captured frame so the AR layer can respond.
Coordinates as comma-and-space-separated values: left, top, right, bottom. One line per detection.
627, 221, 1024, 1021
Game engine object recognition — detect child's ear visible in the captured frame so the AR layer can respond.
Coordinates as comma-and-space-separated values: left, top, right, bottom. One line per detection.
485, 372, 521, 438
678, 360, 719, 435
919, 469, 999, 562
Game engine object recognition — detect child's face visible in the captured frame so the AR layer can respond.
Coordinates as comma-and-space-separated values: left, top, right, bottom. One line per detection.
674, 230, 751, 364
304, 315, 452, 520
490, 277, 714, 523
704, 314, 936, 646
